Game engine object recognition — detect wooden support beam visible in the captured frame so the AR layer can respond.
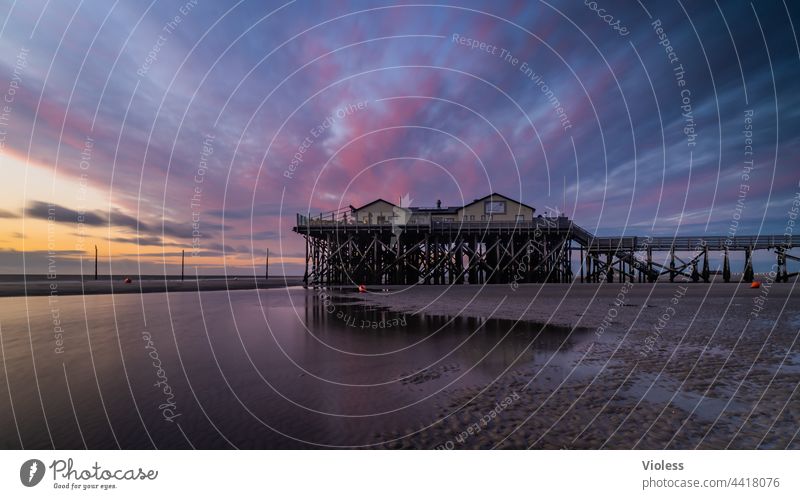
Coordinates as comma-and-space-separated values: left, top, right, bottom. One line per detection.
701, 245, 709, 283
743, 247, 754, 282
723, 247, 731, 283
669, 247, 676, 282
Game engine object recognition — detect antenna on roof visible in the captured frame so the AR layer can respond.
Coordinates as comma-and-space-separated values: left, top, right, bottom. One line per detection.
436, 199, 441, 209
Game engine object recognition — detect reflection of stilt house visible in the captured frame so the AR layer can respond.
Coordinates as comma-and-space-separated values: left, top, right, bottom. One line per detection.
294, 193, 800, 286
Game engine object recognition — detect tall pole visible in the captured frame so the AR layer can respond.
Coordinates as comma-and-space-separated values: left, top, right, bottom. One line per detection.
181, 249, 185, 282
94, 245, 98, 280
265, 248, 269, 280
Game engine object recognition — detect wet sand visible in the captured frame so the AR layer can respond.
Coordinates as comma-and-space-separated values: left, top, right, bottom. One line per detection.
0, 282, 796, 449
348, 281, 800, 449
0, 276, 303, 297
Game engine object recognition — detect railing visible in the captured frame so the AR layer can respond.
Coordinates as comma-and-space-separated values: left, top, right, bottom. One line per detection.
586, 235, 800, 251
295, 215, 569, 230
294, 213, 800, 251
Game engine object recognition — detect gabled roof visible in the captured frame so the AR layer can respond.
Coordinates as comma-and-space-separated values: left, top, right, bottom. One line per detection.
350, 193, 535, 213
464, 192, 536, 213
350, 198, 397, 212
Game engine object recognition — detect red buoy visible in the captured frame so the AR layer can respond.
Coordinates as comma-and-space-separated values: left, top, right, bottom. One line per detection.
750, 281, 760, 289
358, 284, 366, 293
123, 277, 132, 284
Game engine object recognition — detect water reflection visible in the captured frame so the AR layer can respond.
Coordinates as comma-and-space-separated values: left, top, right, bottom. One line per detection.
0, 288, 591, 449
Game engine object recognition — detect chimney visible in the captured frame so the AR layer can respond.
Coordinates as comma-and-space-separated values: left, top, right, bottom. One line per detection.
436, 199, 441, 209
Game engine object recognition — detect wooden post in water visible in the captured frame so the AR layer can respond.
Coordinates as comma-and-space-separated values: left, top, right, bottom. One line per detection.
743, 247, 754, 282
669, 247, 676, 282
265, 248, 269, 280
723, 247, 731, 282
303, 234, 309, 287
181, 250, 185, 282
94, 245, 98, 280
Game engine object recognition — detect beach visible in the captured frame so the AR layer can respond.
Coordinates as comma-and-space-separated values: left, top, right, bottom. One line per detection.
348, 281, 800, 449
0, 282, 797, 449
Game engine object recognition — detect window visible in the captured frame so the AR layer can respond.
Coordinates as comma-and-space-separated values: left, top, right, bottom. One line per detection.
484, 200, 506, 214
515, 215, 524, 221
469, 215, 475, 221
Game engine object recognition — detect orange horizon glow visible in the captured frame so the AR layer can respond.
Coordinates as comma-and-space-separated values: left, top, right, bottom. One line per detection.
1, 151, 300, 271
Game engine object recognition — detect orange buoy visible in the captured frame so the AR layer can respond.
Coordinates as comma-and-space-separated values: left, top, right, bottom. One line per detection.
358, 284, 366, 293
750, 281, 760, 288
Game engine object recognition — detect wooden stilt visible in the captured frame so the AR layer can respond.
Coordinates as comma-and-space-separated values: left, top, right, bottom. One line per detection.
743, 247, 754, 282
723, 247, 730, 283
669, 247, 676, 282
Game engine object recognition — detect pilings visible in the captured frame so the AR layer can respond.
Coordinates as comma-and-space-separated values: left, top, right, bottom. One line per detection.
300, 228, 574, 286
295, 219, 798, 286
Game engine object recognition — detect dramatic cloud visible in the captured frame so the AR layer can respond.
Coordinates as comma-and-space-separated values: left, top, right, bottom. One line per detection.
1, 0, 798, 274
25, 201, 106, 226
0, 209, 20, 219
24, 201, 230, 242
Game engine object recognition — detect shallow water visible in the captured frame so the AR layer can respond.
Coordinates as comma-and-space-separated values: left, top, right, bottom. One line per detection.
0, 287, 597, 449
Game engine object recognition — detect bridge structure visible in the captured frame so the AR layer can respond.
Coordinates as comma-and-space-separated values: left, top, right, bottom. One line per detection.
293, 210, 800, 287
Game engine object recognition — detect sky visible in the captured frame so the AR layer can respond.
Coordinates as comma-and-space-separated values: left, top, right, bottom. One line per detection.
0, 0, 798, 275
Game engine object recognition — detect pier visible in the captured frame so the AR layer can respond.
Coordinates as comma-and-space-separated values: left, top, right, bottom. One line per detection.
293, 194, 800, 286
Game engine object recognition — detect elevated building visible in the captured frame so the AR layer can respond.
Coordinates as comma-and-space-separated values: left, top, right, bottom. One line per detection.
293, 193, 799, 287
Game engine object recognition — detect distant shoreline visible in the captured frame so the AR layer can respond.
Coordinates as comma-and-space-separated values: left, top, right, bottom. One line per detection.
0, 277, 303, 298
1, 272, 788, 299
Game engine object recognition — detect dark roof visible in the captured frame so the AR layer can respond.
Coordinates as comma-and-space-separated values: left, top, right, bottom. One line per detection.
351, 193, 535, 213
464, 192, 536, 212
350, 198, 397, 212
410, 206, 459, 214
